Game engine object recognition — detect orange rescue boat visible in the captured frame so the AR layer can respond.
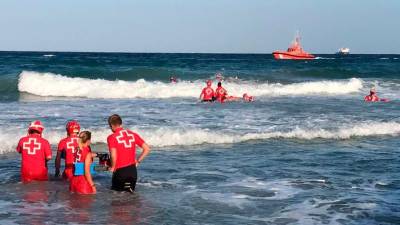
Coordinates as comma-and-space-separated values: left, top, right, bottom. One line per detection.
272, 34, 315, 60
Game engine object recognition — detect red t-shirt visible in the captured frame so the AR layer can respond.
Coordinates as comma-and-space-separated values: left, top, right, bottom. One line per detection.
215, 86, 227, 102
364, 95, 379, 102
58, 136, 79, 166
16, 133, 52, 181
107, 127, 145, 170
201, 87, 215, 100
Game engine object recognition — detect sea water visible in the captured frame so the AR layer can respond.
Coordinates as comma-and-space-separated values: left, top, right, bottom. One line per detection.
0, 52, 399, 224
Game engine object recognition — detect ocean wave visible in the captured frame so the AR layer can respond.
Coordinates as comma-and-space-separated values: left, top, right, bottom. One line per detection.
2, 121, 399, 154
18, 71, 363, 99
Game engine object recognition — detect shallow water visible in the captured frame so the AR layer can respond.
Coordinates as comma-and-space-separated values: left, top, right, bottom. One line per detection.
0, 52, 399, 224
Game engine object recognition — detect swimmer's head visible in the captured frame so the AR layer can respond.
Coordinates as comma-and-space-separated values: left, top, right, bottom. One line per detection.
370, 88, 376, 94
206, 80, 212, 86
217, 82, 222, 87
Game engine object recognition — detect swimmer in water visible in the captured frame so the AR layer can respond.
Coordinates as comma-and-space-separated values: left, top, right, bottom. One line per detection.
170, 76, 177, 83
242, 93, 255, 102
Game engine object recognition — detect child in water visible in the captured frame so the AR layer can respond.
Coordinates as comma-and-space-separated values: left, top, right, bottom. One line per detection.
70, 131, 98, 194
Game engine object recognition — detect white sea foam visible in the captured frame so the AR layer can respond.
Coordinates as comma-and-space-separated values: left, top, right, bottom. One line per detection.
18, 71, 363, 99
1, 121, 399, 154
43, 54, 55, 57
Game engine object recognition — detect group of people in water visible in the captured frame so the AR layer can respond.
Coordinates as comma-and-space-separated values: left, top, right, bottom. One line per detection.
364, 88, 389, 102
200, 79, 254, 103
16, 114, 151, 194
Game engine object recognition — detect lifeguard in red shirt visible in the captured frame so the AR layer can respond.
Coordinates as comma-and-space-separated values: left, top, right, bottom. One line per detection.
107, 114, 151, 192
364, 88, 389, 102
16, 121, 52, 183
55, 120, 80, 180
200, 80, 215, 102
215, 82, 227, 102
70, 131, 97, 194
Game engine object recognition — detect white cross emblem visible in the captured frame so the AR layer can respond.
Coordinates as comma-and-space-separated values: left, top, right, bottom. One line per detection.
23, 138, 41, 155
206, 89, 212, 95
116, 130, 135, 148
67, 137, 78, 154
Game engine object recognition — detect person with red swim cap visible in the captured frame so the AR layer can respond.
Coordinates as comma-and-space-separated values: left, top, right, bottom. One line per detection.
107, 114, 151, 192
55, 120, 81, 180
16, 121, 52, 183
200, 80, 215, 102
70, 131, 97, 194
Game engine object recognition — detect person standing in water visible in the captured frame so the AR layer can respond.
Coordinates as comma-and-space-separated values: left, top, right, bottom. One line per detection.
200, 80, 215, 102
107, 114, 151, 192
16, 121, 52, 183
55, 120, 81, 180
70, 131, 97, 194
215, 82, 227, 103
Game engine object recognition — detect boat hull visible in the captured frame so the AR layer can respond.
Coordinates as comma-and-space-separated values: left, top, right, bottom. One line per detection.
272, 51, 315, 60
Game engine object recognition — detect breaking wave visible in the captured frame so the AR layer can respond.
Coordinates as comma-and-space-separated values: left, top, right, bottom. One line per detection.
18, 71, 363, 99
2, 121, 399, 154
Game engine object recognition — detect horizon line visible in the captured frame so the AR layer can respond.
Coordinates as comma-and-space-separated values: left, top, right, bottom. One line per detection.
0, 50, 399, 55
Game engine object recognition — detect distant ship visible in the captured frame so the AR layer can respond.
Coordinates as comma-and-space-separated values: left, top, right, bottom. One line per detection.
336, 48, 350, 55
272, 33, 315, 60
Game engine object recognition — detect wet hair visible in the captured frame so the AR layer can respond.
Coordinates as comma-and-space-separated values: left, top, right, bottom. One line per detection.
79, 131, 91, 144
28, 129, 41, 135
108, 114, 122, 126
218, 82, 222, 87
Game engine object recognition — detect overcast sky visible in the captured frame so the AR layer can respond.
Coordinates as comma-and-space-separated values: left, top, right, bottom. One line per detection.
0, 0, 398, 53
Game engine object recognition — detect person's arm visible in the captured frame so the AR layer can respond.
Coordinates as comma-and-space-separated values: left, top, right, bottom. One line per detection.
136, 143, 151, 167
16, 139, 22, 154
84, 153, 96, 194
199, 89, 204, 100
109, 148, 117, 172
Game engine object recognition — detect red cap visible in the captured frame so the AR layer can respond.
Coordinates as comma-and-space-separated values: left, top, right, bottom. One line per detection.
66, 120, 80, 135
28, 120, 44, 134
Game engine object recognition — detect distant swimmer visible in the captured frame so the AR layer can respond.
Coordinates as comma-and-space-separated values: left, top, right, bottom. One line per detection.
170, 76, 178, 83
55, 120, 80, 180
364, 88, 389, 102
215, 73, 224, 82
243, 93, 255, 102
215, 82, 228, 102
16, 121, 52, 183
200, 80, 215, 102
70, 131, 97, 194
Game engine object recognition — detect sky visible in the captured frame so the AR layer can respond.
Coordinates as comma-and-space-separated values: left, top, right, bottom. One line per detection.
0, 0, 399, 54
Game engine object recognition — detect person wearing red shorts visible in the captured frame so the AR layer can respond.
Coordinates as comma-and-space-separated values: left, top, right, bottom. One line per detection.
55, 120, 81, 180
70, 131, 97, 194
16, 121, 52, 183
200, 80, 215, 102
107, 114, 151, 192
